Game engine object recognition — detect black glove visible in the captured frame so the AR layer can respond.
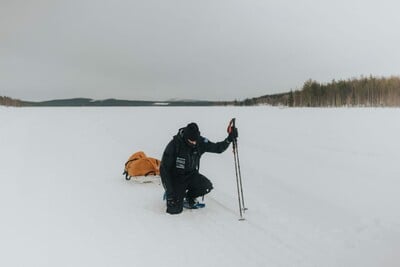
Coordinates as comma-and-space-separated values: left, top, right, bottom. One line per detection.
227, 126, 238, 142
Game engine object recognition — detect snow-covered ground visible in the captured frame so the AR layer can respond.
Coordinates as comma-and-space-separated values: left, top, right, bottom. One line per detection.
1, 106, 399, 267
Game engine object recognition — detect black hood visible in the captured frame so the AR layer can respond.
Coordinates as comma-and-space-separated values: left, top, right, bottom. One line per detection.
176, 127, 198, 148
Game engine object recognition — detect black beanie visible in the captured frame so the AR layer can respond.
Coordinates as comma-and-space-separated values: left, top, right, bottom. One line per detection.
184, 122, 200, 141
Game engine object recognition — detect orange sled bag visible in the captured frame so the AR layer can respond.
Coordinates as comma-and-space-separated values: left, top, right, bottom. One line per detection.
123, 151, 161, 180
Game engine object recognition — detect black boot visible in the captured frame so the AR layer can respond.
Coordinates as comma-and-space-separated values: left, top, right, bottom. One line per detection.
183, 197, 206, 209
183, 197, 197, 209
166, 198, 183, 214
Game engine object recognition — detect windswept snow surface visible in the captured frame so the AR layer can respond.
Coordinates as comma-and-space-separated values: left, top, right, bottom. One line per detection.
1, 106, 399, 267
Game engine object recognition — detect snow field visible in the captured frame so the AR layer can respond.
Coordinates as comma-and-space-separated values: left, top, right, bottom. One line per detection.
1, 106, 399, 266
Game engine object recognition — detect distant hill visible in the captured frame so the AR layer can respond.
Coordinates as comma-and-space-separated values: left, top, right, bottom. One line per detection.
22, 98, 218, 107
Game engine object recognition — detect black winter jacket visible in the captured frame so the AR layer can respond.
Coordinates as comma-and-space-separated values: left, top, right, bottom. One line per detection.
160, 128, 231, 194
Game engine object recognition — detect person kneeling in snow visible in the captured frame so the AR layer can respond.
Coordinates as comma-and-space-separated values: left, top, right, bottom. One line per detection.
160, 122, 238, 215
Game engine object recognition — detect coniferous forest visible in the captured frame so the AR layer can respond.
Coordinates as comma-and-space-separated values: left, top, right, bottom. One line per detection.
0, 96, 22, 106
239, 76, 400, 107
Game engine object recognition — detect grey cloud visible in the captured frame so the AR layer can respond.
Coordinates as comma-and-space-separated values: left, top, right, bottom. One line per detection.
1, 0, 400, 101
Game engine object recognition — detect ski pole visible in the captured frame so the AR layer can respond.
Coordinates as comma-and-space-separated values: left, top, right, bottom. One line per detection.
228, 118, 246, 221
233, 138, 244, 220
234, 138, 247, 212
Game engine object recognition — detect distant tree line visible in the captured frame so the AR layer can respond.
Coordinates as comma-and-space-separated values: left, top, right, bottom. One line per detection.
237, 76, 400, 107
0, 96, 22, 106
3, 75, 400, 107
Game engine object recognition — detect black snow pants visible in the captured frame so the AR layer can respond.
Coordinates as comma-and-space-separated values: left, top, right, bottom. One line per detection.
166, 173, 213, 215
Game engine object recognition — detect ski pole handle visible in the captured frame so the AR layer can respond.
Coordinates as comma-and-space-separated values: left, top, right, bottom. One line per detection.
227, 118, 236, 134
227, 118, 238, 143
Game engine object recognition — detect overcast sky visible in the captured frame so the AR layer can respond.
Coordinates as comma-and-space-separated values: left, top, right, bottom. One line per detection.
1, 0, 400, 101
